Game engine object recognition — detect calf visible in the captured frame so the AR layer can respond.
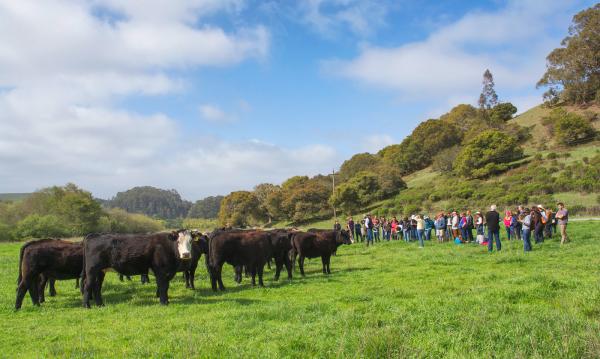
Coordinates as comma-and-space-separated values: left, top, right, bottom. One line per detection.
81, 230, 195, 307
15, 239, 83, 310
291, 230, 351, 276
208, 230, 273, 291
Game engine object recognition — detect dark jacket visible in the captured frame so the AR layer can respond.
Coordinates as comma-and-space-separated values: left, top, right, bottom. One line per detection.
485, 210, 500, 232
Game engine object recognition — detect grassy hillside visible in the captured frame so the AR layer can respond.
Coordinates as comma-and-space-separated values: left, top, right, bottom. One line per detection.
2, 222, 599, 357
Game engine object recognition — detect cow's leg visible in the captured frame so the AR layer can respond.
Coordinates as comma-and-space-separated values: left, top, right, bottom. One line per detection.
257, 264, 264, 287
234, 266, 242, 284
274, 256, 283, 281
326, 255, 331, 274
141, 273, 150, 284
284, 254, 292, 280
299, 256, 306, 277
184, 271, 190, 288
75, 277, 79, 290
29, 275, 41, 306
119, 274, 124, 282
126, 276, 131, 281
250, 266, 257, 286
267, 259, 272, 270
217, 265, 225, 291
15, 273, 35, 310
83, 270, 97, 308
321, 256, 327, 274
48, 277, 57, 297
290, 250, 297, 271
209, 266, 218, 292
189, 262, 197, 290
93, 272, 105, 307
38, 275, 47, 303
244, 266, 250, 278
156, 276, 170, 305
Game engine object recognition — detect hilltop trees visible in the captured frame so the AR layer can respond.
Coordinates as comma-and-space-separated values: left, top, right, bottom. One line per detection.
188, 195, 223, 219
478, 69, 498, 110
454, 130, 524, 178
537, 4, 600, 104
218, 191, 262, 227
543, 108, 597, 146
109, 186, 192, 219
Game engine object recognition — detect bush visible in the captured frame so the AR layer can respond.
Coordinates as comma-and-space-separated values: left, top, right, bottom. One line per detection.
98, 208, 165, 234
182, 218, 219, 232
544, 108, 596, 146
546, 152, 558, 159
14, 214, 70, 239
454, 130, 523, 178
0, 221, 14, 242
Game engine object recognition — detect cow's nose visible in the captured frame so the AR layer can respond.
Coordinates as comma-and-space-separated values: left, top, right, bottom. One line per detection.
181, 252, 191, 259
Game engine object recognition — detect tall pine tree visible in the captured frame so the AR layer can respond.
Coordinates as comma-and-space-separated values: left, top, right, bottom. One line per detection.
478, 69, 498, 110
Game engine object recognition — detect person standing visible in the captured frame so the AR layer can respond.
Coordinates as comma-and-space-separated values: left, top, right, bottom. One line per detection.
445, 212, 452, 240
402, 217, 410, 242
424, 215, 434, 241
391, 217, 398, 240
333, 220, 342, 231
347, 217, 355, 242
503, 210, 514, 241
384, 218, 392, 241
365, 214, 374, 246
514, 208, 522, 240
435, 213, 446, 242
485, 205, 501, 252
534, 205, 545, 244
354, 220, 363, 243
372, 216, 380, 243
416, 215, 425, 248
465, 210, 474, 243
475, 212, 485, 243
556, 202, 569, 244
451, 211, 460, 240
520, 209, 532, 252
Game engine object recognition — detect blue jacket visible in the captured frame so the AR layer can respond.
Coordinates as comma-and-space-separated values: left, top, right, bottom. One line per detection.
434, 217, 446, 230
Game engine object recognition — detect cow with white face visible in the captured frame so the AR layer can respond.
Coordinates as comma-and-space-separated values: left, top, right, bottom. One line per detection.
82, 230, 197, 307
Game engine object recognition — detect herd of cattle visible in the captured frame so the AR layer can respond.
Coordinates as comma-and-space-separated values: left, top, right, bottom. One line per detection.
15, 228, 352, 309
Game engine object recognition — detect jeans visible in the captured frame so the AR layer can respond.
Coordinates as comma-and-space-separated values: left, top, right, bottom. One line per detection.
425, 229, 431, 241
403, 230, 410, 242
505, 227, 512, 240
535, 224, 544, 243
366, 228, 373, 245
354, 229, 362, 242
460, 228, 467, 241
487, 229, 501, 252
417, 229, 424, 247
446, 227, 452, 239
522, 228, 532, 252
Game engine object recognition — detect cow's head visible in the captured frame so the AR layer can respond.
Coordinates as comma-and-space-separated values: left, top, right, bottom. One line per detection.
335, 230, 352, 245
170, 230, 193, 259
191, 230, 210, 254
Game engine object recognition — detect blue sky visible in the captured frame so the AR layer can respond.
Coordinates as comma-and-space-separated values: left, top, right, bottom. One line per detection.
0, 0, 595, 200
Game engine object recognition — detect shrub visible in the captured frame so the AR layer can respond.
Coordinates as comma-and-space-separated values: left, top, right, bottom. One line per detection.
546, 152, 558, 159
98, 208, 165, 234
454, 130, 523, 178
0, 221, 14, 242
14, 214, 70, 239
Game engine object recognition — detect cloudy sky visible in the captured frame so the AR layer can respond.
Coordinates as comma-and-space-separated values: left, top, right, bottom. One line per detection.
0, 0, 594, 200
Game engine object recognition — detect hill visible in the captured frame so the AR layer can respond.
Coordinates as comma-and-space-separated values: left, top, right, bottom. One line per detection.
0, 193, 30, 202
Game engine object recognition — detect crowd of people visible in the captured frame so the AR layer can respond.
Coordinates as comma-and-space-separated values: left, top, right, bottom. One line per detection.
334, 202, 570, 252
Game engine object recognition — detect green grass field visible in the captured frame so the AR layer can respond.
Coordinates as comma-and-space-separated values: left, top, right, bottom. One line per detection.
1, 222, 600, 358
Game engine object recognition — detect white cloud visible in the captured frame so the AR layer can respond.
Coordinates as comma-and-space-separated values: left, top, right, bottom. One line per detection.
298, 0, 389, 38
0, 0, 280, 199
199, 104, 237, 123
325, 0, 572, 104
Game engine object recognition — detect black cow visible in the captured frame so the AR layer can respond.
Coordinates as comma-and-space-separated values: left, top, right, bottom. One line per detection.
291, 230, 351, 276
207, 230, 273, 291
267, 229, 295, 281
15, 239, 83, 310
81, 230, 196, 307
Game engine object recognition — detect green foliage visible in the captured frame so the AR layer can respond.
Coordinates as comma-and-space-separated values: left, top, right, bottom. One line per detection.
537, 4, 600, 104
544, 108, 597, 145
281, 176, 332, 223
98, 208, 165, 234
338, 153, 380, 181
187, 196, 223, 219
218, 191, 263, 227
109, 186, 191, 219
181, 218, 219, 232
14, 214, 70, 239
490, 102, 518, 122
454, 130, 524, 178
0, 221, 14, 241
253, 183, 282, 222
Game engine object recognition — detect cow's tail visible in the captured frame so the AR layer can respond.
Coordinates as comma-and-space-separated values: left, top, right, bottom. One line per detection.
17, 242, 27, 286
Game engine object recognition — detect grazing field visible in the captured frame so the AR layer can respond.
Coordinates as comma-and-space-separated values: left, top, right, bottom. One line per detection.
1, 223, 600, 358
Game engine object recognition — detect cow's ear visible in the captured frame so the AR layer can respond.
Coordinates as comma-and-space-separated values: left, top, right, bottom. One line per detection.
169, 231, 179, 241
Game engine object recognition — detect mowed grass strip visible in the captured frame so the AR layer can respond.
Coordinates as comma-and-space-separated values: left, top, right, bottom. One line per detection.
1, 223, 600, 358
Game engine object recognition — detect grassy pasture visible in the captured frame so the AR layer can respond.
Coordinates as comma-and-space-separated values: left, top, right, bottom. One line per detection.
1, 222, 600, 358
